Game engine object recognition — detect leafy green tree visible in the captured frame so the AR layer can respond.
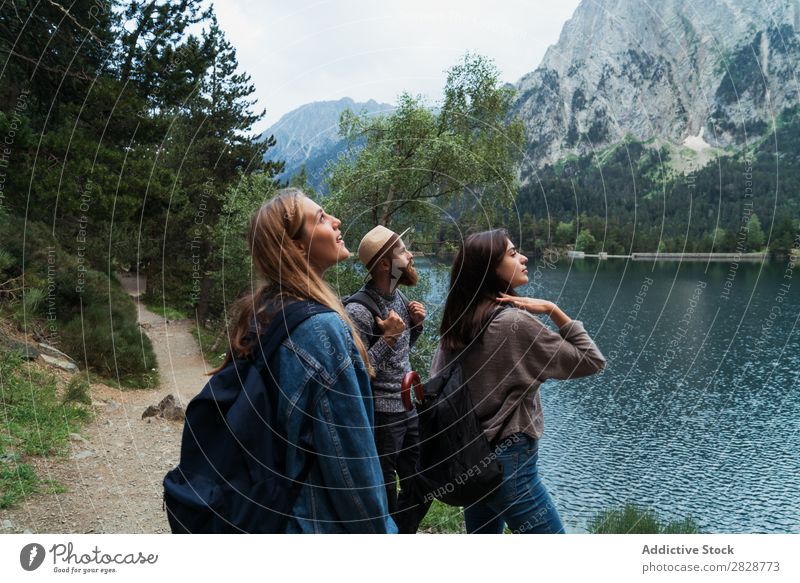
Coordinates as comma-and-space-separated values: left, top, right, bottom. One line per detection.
575, 228, 597, 252
745, 212, 765, 251
206, 173, 277, 317
769, 217, 797, 256
555, 221, 574, 245
327, 54, 524, 242
144, 12, 279, 321
289, 166, 317, 199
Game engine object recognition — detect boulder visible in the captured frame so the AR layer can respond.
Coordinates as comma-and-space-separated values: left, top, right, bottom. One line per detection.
39, 353, 79, 372
0, 333, 39, 360
142, 394, 185, 422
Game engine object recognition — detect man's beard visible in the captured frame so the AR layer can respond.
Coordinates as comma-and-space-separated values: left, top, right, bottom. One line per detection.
397, 262, 418, 286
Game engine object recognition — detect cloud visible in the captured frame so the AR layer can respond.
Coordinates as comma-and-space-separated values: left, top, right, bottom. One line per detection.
214, 0, 581, 130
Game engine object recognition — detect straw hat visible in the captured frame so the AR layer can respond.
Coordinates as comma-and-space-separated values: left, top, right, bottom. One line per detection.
357, 225, 411, 272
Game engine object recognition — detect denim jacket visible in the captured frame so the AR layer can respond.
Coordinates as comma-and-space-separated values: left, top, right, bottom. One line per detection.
267, 309, 397, 534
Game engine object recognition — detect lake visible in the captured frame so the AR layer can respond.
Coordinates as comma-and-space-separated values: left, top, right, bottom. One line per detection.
412, 255, 799, 533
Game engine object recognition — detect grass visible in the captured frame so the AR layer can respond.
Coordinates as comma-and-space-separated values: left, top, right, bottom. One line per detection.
417, 501, 701, 534
418, 500, 465, 533
142, 300, 189, 322
0, 457, 39, 509
192, 322, 227, 370
589, 504, 700, 534
0, 354, 93, 508
0, 453, 67, 508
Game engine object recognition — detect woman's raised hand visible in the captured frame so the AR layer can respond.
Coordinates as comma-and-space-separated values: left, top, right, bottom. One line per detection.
495, 292, 554, 314
495, 293, 573, 328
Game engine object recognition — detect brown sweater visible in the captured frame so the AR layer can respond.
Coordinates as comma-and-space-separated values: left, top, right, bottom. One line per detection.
430, 308, 606, 444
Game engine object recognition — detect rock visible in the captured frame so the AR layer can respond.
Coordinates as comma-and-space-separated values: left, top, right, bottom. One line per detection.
40, 353, 79, 372
0, 333, 39, 360
71, 450, 95, 461
37, 342, 77, 364
513, 0, 800, 170
69, 433, 88, 444
142, 394, 185, 422
2, 520, 12, 529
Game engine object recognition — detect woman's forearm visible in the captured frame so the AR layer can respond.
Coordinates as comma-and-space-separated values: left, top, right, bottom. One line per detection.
548, 303, 573, 329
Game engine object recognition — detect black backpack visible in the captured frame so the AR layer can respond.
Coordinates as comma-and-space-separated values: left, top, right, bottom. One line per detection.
413, 308, 506, 507
163, 300, 333, 533
343, 287, 410, 348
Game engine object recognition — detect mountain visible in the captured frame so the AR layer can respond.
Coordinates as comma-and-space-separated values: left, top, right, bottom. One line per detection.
260, 97, 394, 191
513, 0, 800, 173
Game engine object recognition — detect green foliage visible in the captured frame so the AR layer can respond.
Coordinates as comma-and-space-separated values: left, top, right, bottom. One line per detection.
589, 504, 700, 534
517, 108, 800, 254
191, 175, 280, 365
0, 354, 92, 459
555, 221, 574, 245
205, 174, 278, 314
1, 0, 281, 334
745, 213, 765, 251
143, 301, 189, 322
324, 260, 367, 299
327, 54, 524, 250
63, 377, 92, 406
0, 216, 157, 388
192, 323, 226, 370
0, 458, 40, 509
575, 229, 598, 253
769, 217, 799, 256
0, 354, 87, 509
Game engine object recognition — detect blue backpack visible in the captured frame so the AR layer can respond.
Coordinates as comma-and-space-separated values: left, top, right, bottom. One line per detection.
163, 300, 333, 533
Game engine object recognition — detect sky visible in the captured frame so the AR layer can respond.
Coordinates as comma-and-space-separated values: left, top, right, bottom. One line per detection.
212, 0, 582, 133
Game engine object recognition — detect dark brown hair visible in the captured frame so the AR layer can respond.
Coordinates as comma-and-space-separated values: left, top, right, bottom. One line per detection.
438, 229, 518, 351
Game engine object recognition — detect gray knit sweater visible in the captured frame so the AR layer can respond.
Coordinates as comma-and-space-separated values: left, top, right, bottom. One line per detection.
344, 283, 423, 413
430, 308, 606, 443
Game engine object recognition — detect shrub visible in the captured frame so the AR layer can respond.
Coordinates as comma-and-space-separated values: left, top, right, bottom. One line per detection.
0, 216, 158, 388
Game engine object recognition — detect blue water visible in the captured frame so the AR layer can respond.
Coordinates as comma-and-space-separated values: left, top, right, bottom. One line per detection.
414, 256, 800, 533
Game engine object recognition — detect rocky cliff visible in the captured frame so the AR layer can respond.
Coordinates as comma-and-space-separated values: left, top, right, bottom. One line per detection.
513, 0, 800, 173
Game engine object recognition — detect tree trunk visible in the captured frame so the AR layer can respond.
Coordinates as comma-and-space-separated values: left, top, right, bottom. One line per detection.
379, 185, 396, 227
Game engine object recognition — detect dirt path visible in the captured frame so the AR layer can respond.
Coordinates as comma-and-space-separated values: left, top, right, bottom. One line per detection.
1, 274, 209, 534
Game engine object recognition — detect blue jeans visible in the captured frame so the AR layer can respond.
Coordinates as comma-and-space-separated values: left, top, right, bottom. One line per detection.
464, 433, 564, 534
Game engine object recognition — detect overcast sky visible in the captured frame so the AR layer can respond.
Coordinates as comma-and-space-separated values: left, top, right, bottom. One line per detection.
213, 0, 582, 133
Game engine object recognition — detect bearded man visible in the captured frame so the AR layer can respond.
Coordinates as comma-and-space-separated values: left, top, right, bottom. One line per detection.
344, 225, 431, 533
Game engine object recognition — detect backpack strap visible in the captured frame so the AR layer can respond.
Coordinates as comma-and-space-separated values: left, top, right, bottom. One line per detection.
255, 300, 334, 357
343, 289, 385, 349
344, 286, 416, 350
344, 290, 384, 318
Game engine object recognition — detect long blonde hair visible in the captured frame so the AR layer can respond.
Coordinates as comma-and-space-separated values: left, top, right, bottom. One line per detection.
213, 187, 373, 375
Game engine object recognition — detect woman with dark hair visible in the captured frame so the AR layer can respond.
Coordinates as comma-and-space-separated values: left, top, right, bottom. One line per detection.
431, 229, 605, 534
214, 187, 395, 533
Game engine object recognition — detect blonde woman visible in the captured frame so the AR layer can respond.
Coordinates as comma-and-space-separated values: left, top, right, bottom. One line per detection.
216, 188, 395, 533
